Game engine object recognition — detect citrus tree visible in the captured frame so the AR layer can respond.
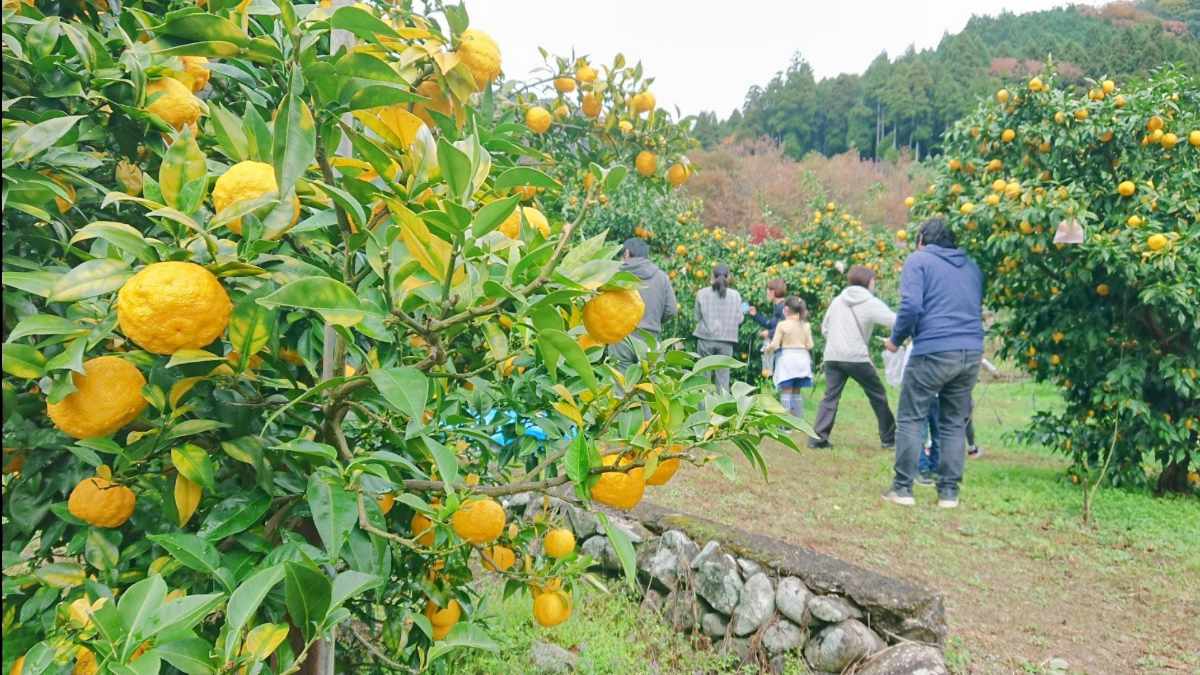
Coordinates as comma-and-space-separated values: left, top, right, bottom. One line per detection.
906, 66, 1199, 491
653, 204, 904, 377
0, 2, 802, 673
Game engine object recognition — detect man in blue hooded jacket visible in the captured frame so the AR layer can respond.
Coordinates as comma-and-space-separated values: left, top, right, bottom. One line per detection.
883, 218, 984, 509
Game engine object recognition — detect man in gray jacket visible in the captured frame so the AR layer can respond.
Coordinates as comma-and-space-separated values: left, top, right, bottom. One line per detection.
610, 238, 678, 370
810, 265, 897, 449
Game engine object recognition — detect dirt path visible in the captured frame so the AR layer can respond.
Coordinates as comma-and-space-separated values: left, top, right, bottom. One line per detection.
653, 386, 1200, 674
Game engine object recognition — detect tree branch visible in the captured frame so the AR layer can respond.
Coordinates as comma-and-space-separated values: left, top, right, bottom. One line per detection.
349, 622, 418, 674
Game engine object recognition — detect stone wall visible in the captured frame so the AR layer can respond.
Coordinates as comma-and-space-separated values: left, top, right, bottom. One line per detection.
505, 494, 950, 675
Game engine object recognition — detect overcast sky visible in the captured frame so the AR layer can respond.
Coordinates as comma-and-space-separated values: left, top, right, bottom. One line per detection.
468, 0, 1109, 117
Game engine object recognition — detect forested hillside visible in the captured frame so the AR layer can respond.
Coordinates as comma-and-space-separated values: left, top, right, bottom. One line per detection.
694, 1, 1200, 159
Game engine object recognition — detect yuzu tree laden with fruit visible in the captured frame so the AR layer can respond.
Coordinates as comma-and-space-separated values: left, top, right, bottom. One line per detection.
652, 204, 905, 378
0, 2, 801, 673
907, 66, 1199, 492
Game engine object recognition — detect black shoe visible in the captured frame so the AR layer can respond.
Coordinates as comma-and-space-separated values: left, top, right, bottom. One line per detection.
967, 445, 983, 458
881, 442, 895, 450
808, 439, 832, 449
915, 473, 936, 487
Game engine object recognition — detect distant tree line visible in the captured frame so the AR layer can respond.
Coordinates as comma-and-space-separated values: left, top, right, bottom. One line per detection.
693, 2, 1200, 160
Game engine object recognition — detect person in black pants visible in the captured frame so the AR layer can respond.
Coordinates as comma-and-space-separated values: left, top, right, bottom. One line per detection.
810, 266, 897, 449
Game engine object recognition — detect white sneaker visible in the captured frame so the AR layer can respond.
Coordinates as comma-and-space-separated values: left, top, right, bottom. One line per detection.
937, 496, 959, 509
881, 490, 915, 506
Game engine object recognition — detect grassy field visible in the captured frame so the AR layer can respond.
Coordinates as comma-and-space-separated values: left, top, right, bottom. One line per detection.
461, 378, 1200, 674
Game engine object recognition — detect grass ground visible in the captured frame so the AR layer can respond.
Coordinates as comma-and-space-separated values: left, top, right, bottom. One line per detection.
463, 378, 1200, 674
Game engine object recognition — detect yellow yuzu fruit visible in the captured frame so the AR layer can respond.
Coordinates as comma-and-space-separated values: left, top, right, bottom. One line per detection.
591, 454, 645, 510
582, 289, 645, 344
553, 77, 575, 93
581, 93, 601, 118
212, 160, 301, 236
635, 150, 657, 177
576, 64, 596, 83
47, 356, 148, 439
145, 77, 202, 131
68, 475, 137, 528
666, 163, 688, 187
451, 497, 505, 545
1117, 181, 1135, 197
543, 528, 575, 558
532, 590, 571, 627
377, 493, 395, 515
117, 262, 231, 354
411, 512, 435, 546
455, 29, 501, 90
526, 106, 552, 134
1147, 233, 1168, 251
482, 545, 516, 571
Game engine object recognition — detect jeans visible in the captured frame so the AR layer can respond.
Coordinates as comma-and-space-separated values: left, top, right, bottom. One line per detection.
812, 360, 896, 445
696, 338, 735, 394
921, 397, 978, 475
894, 350, 982, 496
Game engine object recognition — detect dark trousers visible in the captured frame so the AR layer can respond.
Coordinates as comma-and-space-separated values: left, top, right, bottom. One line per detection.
812, 360, 896, 446
894, 350, 982, 496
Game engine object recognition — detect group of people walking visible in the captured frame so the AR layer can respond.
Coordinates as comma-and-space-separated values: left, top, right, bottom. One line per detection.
609, 218, 988, 507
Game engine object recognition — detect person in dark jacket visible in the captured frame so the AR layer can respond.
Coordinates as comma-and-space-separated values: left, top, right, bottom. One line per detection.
748, 278, 787, 376
882, 218, 984, 509
609, 238, 678, 370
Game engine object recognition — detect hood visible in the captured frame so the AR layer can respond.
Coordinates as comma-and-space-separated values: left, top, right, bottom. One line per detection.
924, 244, 967, 268
838, 285, 876, 306
622, 257, 661, 280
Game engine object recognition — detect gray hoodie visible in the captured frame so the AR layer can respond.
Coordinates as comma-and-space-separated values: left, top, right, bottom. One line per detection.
820, 285, 896, 363
622, 256, 678, 334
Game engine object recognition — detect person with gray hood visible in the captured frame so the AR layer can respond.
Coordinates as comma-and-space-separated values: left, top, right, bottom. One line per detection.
809, 265, 897, 450
609, 238, 678, 370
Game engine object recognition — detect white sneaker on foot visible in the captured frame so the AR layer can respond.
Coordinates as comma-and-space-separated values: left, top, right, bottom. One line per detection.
881, 490, 915, 506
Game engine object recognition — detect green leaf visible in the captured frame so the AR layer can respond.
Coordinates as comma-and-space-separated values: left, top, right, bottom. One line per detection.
2, 343, 47, 379
13, 643, 54, 675
368, 367, 428, 421
197, 492, 271, 542
436, 137, 472, 202
228, 295, 272, 368
564, 434, 591, 487
158, 11, 250, 47
70, 222, 155, 262
6, 115, 84, 163
223, 564, 285, 662
471, 195, 519, 237
143, 592, 225, 640
423, 437, 459, 493
151, 638, 216, 675
427, 623, 499, 661
48, 259, 132, 303
117, 574, 167, 649
159, 127, 208, 214
306, 472, 357, 562
538, 328, 598, 392
172, 443, 216, 491
604, 165, 628, 192
689, 354, 742, 377
329, 570, 381, 611
166, 349, 225, 368
272, 74, 316, 200
258, 277, 367, 326
284, 562, 330, 639
85, 529, 120, 571
208, 102, 249, 163
597, 513, 638, 590
330, 6, 400, 42
166, 419, 229, 440
147, 533, 225, 584
240, 623, 290, 664
1, 271, 61, 298
274, 439, 338, 462
34, 561, 85, 588
44, 336, 86, 375
494, 167, 562, 191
